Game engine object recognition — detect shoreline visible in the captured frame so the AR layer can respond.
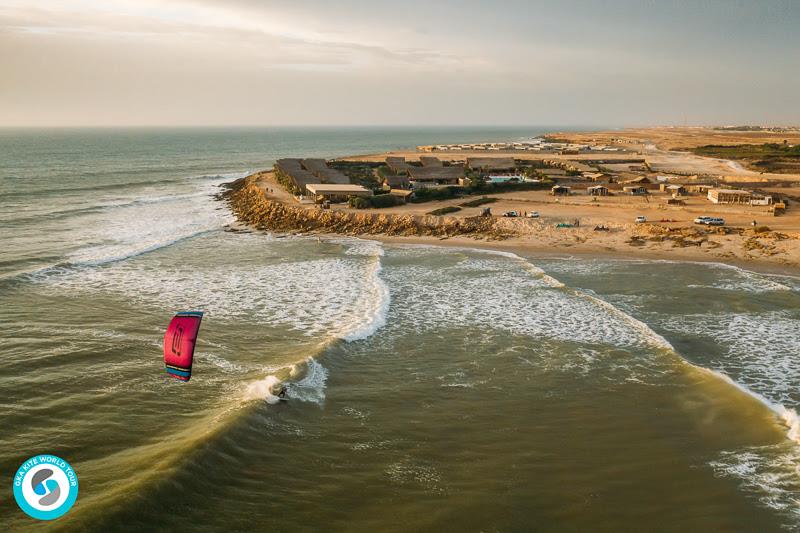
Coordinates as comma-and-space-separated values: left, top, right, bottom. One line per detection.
222, 173, 800, 274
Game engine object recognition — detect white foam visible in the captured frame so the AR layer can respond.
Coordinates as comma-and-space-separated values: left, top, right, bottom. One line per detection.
65, 175, 237, 267
41, 237, 390, 340
242, 374, 282, 404
286, 358, 329, 404
710, 446, 800, 520
336, 249, 390, 342
658, 311, 800, 408
542, 256, 794, 293
384, 246, 670, 351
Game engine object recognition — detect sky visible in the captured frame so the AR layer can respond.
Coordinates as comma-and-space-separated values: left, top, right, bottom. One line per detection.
1, 0, 798, 127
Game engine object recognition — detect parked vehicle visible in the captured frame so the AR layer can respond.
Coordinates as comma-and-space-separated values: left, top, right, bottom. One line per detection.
502, 211, 519, 217
694, 216, 725, 226
635, 216, 647, 224
527, 211, 540, 218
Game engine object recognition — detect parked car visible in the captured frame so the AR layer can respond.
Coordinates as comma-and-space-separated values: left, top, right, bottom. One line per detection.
635, 216, 647, 224
502, 211, 519, 217
694, 216, 725, 226
527, 211, 540, 218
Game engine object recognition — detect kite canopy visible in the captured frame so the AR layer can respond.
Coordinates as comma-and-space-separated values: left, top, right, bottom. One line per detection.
163, 311, 203, 381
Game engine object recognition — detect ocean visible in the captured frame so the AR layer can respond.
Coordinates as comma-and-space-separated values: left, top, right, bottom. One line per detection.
1, 127, 800, 531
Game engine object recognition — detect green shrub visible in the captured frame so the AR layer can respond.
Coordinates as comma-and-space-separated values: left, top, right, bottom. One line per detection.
409, 186, 464, 203
348, 194, 405, 209
348, 197, 370, 209
369, 194, 405, 208
428, 206, 462, 216
459, 196, 497, 207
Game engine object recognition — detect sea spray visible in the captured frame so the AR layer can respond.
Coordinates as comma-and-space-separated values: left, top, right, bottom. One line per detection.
243, 375, 283, 404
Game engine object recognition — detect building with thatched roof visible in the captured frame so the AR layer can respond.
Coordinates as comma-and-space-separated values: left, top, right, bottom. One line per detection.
466, 157, 516, 173
301, 159, 328, 173
383, 175, 410, 190
305, 184, 372, 202
407, 166, 464, 188
386, 156, 410, 173
419, 156, 443, 167
313, 168, 349, 185
275, 159, 318, 192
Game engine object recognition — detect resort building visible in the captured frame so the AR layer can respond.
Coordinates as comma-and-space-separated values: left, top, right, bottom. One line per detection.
386, 156, 410, 174
587, 185, 609, 196
300, 158, 349, 184
301, 159, 328, 173
383, 175, 410, 190
622, 175, 652, 185
419, 156, 443, 167
541, 168, 569, 179
661, 184, 687, 196
466, 157, 516, 174
623, 185, 648, 195
584, 172, 611, 182
707, 189, 752, 204
751, 194, 773, 206
305, 184, 372, 203
686, 184, 714, 194
389, 189, 414, 203
407, 166, 465, 188
275, 158, 318, 193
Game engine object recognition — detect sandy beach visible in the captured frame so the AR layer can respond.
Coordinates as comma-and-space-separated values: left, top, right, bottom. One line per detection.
237, 166, 800, 272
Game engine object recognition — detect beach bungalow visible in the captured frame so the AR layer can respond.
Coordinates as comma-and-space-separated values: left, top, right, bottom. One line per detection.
750, 194, 773, 206
407, 166, 464, 188
623, 185, 648, 195
466, 157, 516, 174
383, 175, 410, 190
275, 159, 318, 193
305, 184, 372, 203
661, 184, 687, 196
389, 189, 414, 203
541, 168, 569, 179
686, 184, 714, 194
584, 172, 611, 182
386, 156, 410, 174
551, 185, 571, 196
622, 175, 652, 185
707, 189, 751, 204
301, 159, 328, 173
587, 185, 609, 196
420, 156, 444, 167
